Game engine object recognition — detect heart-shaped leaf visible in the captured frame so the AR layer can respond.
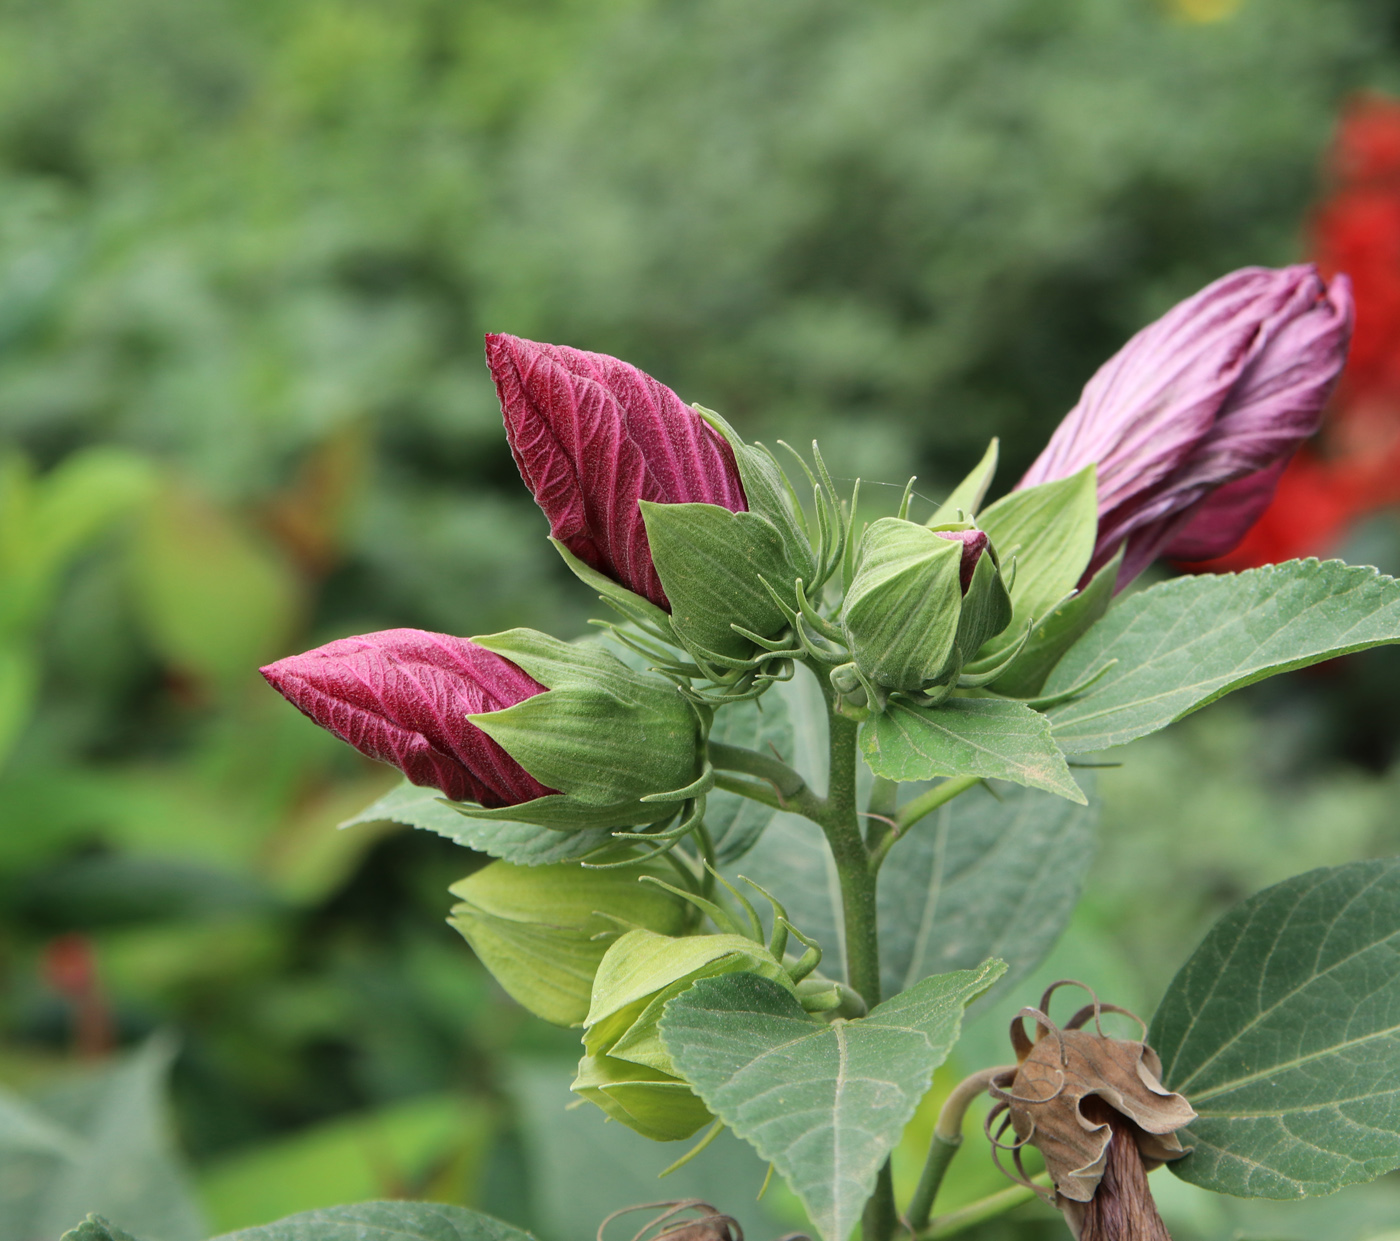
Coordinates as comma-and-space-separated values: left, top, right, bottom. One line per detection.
1047, 560, 1400, 755
1151, 858, 1400, 1199
661, 960, 1005, 1241
861, 698, 1084, 803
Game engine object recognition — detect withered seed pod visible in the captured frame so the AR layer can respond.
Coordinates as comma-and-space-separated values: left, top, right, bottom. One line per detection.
986, 981, 1197, 1241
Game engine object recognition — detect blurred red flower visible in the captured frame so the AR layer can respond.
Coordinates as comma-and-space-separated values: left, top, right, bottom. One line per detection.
1186, 94, 1400, 571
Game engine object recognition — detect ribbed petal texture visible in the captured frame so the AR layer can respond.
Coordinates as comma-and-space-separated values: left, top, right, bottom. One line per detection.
1020, 265, 1353, 585
261, 629, 555, 807
933, 528, 989, 592
486, 333, 747, 608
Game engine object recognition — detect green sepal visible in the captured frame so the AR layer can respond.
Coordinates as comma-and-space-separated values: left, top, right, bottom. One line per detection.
448, 859, 688, 1027
950, 542, 1013, 664
548, 537, 676, 636
841, 517, 965, 693
927, 438, 998, 526
981, 546, 1121, 697
571, 1052, 712, 1142
975, 465, 1097, 663
693, 405, 817, 585
640, 500, 800, 661
465, 629, 701, 827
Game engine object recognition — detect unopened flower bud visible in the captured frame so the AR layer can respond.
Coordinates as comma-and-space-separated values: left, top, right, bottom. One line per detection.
487, 334, 747, 610
986, 983, 1195, 1240
841, 518, 1011, 699
449, 860, 688, 1027
573, 929, 794, 1141
1020, 264, 1353, 588
260, 629, 554, 807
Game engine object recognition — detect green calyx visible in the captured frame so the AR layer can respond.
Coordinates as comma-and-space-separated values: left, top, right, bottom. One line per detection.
448, 859, 689, 1028
840, 517, 1012, 703
640, 407, 838, 670
572, 928, 795, 1140
461, 629, 704, 830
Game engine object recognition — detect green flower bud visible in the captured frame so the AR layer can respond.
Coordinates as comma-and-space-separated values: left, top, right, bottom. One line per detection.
841, 518, 1012, 698
462, 630, 704, 830
448, 861, 689, 1027
572, 929, 795, 1140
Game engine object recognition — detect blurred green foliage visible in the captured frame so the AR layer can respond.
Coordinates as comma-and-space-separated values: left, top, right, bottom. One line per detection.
5, 0, 1400, 1238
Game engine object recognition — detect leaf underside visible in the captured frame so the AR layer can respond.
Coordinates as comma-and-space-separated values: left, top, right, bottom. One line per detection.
1151, 858, 1400, 1199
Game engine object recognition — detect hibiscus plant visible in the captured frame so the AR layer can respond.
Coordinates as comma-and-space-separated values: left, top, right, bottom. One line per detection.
76, 264, 1400, 1241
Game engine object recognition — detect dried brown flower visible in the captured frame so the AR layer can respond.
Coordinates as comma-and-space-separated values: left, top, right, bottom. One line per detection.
986, 981, 1196, 1240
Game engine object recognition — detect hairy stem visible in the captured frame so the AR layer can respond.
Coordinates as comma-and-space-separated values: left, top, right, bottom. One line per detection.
813, 680, 895, 1241
707, 740, 825, 820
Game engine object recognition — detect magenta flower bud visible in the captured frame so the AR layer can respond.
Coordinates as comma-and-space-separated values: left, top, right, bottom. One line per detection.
933, 528, 990, 592
1019, 265, 1353, 586
261, 629, 555, 808
486, 333, 747, 609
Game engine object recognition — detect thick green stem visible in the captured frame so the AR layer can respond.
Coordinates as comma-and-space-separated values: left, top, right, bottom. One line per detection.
814, 682, 894, 1241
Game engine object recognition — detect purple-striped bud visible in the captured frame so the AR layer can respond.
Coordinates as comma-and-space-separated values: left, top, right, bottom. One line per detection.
486, 334, 748, 609
933, 528, 990, 593
261, 629, 554, 808
1019, 265, 1353, 586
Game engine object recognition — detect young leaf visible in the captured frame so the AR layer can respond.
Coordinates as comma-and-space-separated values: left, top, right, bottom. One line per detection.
1047, 560, 1400, 754
927, 438, 998, 526
980, 551, 1119, 697
975, 465, 1097, 658
1150, 858, 1400, 1199
860, 698, 1085, 803
736, 781, 1096, 1006
339, 780, 612, 865
210, 1201, 536, 1241
660, 960, 1006, 1241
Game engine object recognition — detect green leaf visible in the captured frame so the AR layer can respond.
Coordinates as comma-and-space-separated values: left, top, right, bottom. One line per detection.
927, 438, 998, 526
26, 1033, 205, 1241
210, 1202, 535, 1241
1150, 858, 1400, 1199
198, 1096, 493, 1236
860, 698, 1085, 803
982, 549, 1119, 697
1046, 560, 1400, 755
736, 780, 1097, 1006
705, 690, 793, 862
128, 482, 301, 693
975, 465, 1096, 658
660, 961, 1006, 1241
61, 1217, 145, 1241
641, 501, 798, 660
338, 780, 612, 865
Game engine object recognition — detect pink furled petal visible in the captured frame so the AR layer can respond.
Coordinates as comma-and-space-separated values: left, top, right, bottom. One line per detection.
261, 629, 555, 808
486, 334, 747, 608
934, 528, 990, 592
1161, 457, 1291, 563
1019, 265, 1353, 587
